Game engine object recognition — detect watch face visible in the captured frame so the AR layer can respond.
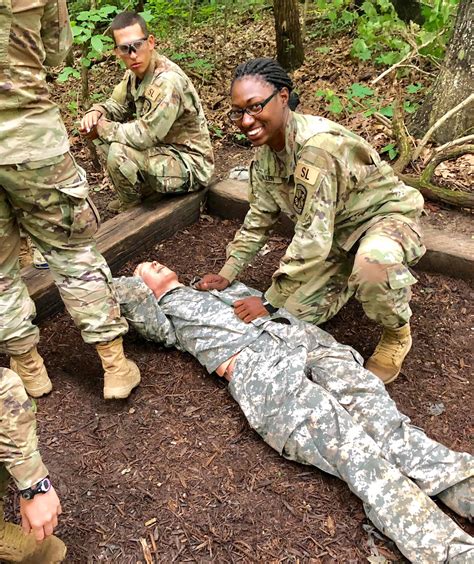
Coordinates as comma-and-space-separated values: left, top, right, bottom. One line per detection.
38, 477, 52, 493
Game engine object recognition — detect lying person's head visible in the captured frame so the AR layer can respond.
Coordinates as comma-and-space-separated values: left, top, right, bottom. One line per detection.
110, 11, 155, 79
134, 261, 182, 298
228, 58, 300, 152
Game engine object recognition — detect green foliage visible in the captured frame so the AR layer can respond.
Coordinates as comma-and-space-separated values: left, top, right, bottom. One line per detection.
312, 0, 460, 66
315, 82, 422, 119
166, 51, 215, 80
380, 142, 398, 160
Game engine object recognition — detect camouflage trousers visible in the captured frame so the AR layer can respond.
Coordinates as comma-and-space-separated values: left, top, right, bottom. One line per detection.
229, 332, 473, 562
284, 216, 426, 329
0, 153, 128, 355
97, 141, 194, 206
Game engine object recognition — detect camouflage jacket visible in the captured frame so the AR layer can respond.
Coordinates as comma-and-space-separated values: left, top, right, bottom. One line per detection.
113, 276, 331, 374
93, 52, 214, 186
0, 0, 72, 165
0, 367, 48, 490
219, 111, 424, 307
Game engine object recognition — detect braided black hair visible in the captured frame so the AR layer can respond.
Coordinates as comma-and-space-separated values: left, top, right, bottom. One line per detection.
232, 58, 300, 110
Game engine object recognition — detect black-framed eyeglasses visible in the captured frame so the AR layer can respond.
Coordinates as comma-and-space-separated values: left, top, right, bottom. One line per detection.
228, 90, 278, 122
115, 37, 148, 56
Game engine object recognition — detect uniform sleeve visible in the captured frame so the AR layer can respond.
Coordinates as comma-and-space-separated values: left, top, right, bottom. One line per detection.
0, 368, 48, 491
114, 277, 177, 347
219, 161, 281, 282
41, 0, 72, 67
264, 147, 338, 307
91, 77, 131, 123
96, 71, 183, 151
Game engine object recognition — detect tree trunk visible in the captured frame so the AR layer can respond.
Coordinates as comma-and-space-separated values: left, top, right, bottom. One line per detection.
135, 1, 145, 11
273, 0, 304, 71
409, 0, 474, 144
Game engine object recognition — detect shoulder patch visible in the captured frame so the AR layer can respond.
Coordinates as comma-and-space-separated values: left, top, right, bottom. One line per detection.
293, 184, 308, 215
144, 85, 161, 103
295, 161, 321, 186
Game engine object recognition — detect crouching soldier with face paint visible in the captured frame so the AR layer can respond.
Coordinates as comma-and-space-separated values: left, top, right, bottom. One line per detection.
114, 261, 474, 564
0, 368, 65, 563
79, 11, 214, 213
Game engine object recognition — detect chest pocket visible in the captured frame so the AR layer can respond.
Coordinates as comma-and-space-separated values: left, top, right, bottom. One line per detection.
0, 1, 12, 69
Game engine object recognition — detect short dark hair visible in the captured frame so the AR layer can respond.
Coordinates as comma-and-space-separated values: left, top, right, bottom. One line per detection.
110, 11, 148, 42
232, 58, 300, 110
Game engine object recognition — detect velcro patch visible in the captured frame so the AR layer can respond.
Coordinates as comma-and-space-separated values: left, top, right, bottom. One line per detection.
144, 85, 161, 103
293, 184, 307, 215
295, 161, 321, 186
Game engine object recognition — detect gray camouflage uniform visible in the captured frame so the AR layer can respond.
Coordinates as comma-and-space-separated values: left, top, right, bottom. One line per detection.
0, 0, 128, 355
91, 52, 214, 205
219, 112, 426, 329
0, 367, 49, 499
114, 276, 473, 563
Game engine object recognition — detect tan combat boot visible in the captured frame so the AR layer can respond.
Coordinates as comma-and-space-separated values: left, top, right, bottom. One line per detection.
96, 337, 141, 399
365, 324, 412, 384
0, 501, 66, 563
106, 198, 139, 214
10, 348, 52, 398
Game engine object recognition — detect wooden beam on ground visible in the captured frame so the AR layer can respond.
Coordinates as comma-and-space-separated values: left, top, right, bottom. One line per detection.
208, 179, 474, 284
23, 190, 207, 322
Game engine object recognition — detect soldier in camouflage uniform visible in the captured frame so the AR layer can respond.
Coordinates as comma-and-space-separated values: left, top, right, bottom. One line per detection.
0, 0, 140, 400
79, 11, 214, 213
0, 367, 66, 562
198, 58, 426, 384
113, 261, 473, 563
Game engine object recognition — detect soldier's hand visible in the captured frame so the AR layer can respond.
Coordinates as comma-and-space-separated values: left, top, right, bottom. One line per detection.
20, 486, 62, 542
195, 273, 230, 291
80, 110, 102, 134
234, 296, 268, 323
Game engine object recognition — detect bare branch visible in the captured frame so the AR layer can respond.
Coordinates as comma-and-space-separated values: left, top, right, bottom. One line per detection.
422, 144, 474, 183
412, 93, 474, 162
434, 134, 474, 153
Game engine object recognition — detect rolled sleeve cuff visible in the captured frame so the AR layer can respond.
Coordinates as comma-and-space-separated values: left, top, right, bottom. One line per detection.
218, 263, 241, 283
96, 120, 118, 143
264, 285, 287, 308
8, 454, 49, 491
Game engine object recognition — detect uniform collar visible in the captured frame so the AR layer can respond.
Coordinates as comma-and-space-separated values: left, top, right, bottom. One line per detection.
256, 111, 298, 180
130, 50, 160, 98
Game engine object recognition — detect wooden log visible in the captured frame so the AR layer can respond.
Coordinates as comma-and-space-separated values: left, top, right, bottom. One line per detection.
208, 180, 474, 284
23, 190, 207, 322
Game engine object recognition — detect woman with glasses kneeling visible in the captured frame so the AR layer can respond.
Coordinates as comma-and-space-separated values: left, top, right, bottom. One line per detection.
197, 57, 425, 385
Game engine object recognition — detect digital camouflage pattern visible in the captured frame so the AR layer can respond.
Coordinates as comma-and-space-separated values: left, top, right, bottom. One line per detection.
0, 2, 129, 355
219, 111, 426, 328
0, 0, 72, 165
92, 51, 214, 201
115, 276, 474, 563
0, 367, 48, 493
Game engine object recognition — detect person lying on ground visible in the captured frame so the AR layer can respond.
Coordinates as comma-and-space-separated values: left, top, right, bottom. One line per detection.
0, 367, 65, 563
79, 10, 214, 214
197, 57, 426, 385
113, 260, 473, 563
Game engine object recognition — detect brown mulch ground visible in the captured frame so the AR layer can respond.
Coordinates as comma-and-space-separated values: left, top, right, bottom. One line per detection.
3, 216, 473, 563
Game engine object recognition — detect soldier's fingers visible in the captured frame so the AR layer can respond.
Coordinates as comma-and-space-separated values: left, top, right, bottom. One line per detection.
21, 514, 32, 534
43, 521, 54, 538
32, 524, 45, 542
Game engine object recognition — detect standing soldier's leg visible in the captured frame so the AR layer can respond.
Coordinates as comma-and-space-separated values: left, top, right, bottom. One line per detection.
0, 185, 51, 397
0, 155, 140, 399
305, 340, 473, 517
98, 142, 190, 213
229, 338, 473, 562
349, 217, 425, 383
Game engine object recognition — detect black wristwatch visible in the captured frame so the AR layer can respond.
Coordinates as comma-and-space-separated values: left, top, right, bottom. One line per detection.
262, 300, 279, 315
20, 476, 51, 500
